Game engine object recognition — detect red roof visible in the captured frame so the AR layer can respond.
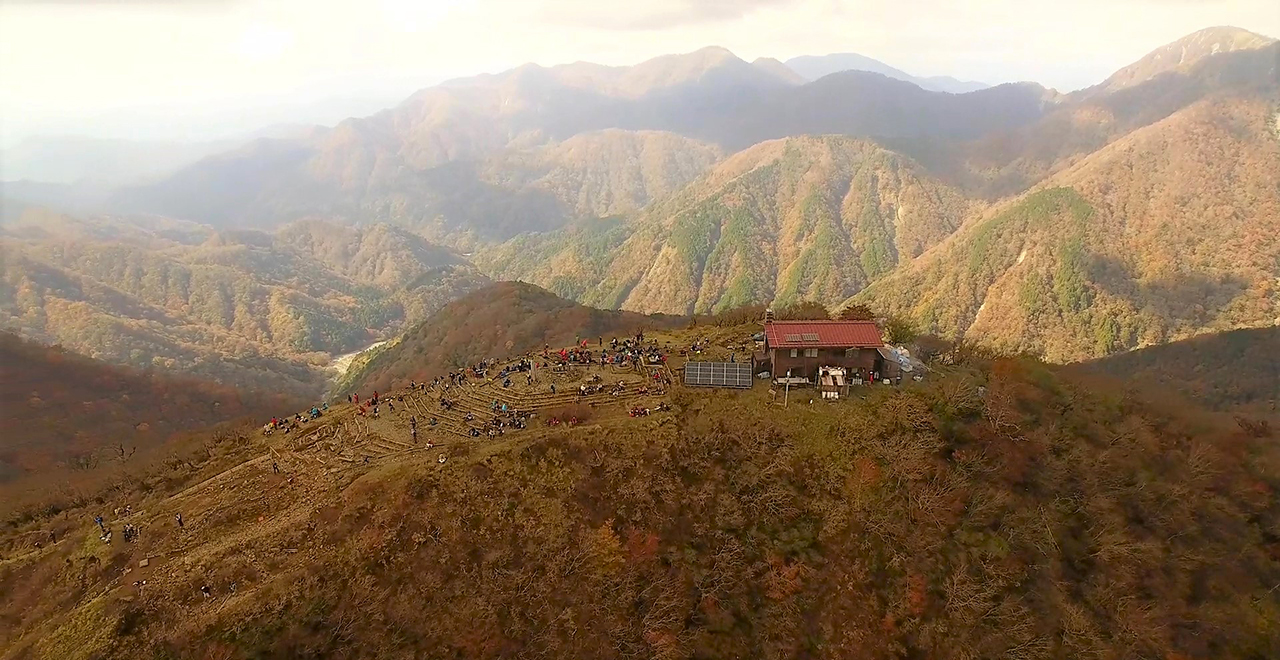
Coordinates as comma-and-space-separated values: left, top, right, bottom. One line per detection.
764, 320, 884, 349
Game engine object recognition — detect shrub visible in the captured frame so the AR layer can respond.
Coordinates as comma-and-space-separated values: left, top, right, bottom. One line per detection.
775, 301, 831, 320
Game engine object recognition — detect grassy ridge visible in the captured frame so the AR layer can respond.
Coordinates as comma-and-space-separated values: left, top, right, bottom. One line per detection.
3, 343, 1277, 658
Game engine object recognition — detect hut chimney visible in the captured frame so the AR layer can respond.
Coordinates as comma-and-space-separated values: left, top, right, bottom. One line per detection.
764, 308, 775, 323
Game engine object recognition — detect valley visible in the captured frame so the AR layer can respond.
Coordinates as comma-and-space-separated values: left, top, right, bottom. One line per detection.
325, 340, 387, 378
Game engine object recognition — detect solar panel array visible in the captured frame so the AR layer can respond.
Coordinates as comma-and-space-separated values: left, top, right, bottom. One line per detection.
684, 361, 754, 389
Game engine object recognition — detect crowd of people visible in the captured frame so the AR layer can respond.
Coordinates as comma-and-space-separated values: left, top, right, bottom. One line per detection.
463, 399, 534, 437
262, 403, 329, 435
255, 331, 680, 449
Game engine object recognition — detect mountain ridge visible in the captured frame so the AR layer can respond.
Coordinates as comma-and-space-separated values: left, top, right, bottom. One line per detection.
9, 26, 1280, 376
1095, 26, 1276, 93
784, 52, 990, 93
850, 91, 1280, 362
480, 135, 977, 314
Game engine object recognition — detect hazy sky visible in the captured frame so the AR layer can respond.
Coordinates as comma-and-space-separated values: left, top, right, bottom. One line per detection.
1, 0, 1276, 145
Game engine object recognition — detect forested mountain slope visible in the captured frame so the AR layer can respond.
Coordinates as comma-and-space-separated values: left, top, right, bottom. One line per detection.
1070, 326, 1280, 412
0, 332, 297, 486
852, 93, 1280, 362
0, 212, 489, 395
481, 136, 976, 314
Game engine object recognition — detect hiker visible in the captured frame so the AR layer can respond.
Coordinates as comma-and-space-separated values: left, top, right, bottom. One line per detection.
94, 515, 105, 532
201, 585, 212, 599
272, 460, 279, 474
550, 383, 557, 394
175, 513, 184, 528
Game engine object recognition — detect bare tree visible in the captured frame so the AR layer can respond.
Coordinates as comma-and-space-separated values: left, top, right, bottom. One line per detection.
109, 442, 136, 463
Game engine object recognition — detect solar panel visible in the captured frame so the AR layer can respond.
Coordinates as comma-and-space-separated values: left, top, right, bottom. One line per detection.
683, 361, 753, 389
784, 334, 802, 342
802, 333, 820, 342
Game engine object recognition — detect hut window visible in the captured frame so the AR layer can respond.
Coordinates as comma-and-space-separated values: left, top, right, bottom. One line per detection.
804, 348, 818, 357
790, 349, 798, 358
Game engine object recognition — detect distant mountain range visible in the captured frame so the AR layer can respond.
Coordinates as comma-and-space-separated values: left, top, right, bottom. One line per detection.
784, 52, 989, 93
0, 125, 324, 188
101, 46, 1049, 247
2, 25, 1278, 375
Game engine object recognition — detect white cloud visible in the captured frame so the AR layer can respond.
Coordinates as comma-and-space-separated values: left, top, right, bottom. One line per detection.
234, 23, 295, 60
